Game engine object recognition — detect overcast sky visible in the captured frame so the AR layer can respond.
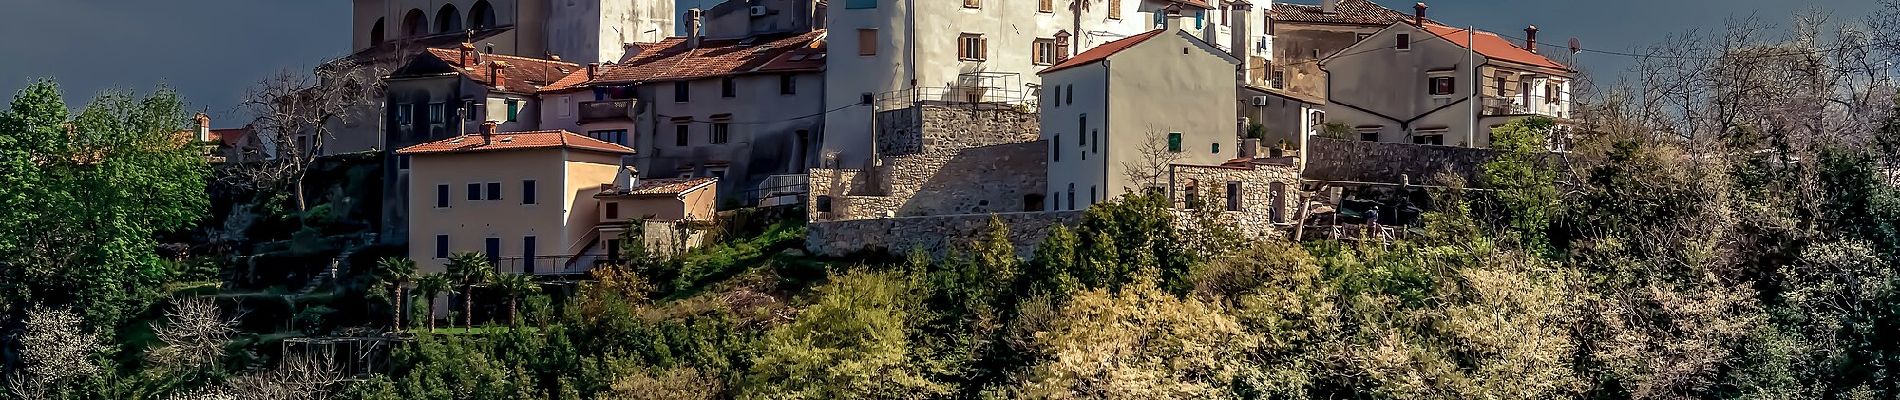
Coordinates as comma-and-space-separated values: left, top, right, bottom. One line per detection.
0, 0, 1883, 125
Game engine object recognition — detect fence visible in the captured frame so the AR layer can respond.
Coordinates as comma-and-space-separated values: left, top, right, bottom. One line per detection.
741, 174, 810, 207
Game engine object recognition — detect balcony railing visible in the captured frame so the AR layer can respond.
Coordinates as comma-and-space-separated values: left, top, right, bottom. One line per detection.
1481, 96, 1530, 116
742, 174, 810, 207
490, 255, 591, 276
578, 100, 637, 122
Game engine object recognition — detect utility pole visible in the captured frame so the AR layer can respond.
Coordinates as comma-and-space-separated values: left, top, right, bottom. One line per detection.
1466, 26, 1476, 147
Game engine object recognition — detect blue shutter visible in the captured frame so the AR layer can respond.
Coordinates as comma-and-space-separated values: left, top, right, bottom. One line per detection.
1195, 10, 1205, 29
845, 0, 876, 9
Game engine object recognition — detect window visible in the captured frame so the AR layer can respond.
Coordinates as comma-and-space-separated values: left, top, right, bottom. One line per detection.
1053, 136, 1061, 162
815, 195, 833, 212
1184, 179, 1200, 209
1033, 38, 1056, 65
675, 124, 690, 146
845, 0, 875, 9
780, 74, 797, 94
1226, 181, 1242, 211
436, 184, 450, 208
486, 182, 501, 201
465, 100, 479, 121
1212, 142, 1221, 154
711, 123, 730, 144
1360, 129, 1380, 142
398, 155, 411, 170
963, 0, 978, 8
1090, 186, 1097, 205
1270, 182, 1287, 223
1039, 0, 1053, 13
606, 239, 621, 264
1495, 76, 1508, 96
484, 237, 501, 265
1091, 130, 1098, 153
957, 33, 987, 61
505, 99, 519, 122
558, 97, 572, 117
522, 236, 537, 274
605, 202, 620, 219
1413, 132, 1445, 145
1067, 183, 1076, 210
1167, 132, 1183, 152
1066, 85, 1073, 105
435, 235, 450, 259
522, 180, 537, 205
1108, 0, 1122, 19
1050, 85, 1061, 107
397, 103, 414, 126
1272, 69, 1286, 89
857, 29, 878, 56
587, 129, 628, 146
1546, 83, 1560, 103
1396, 33, 1411, 50
467, 183, 482, 201
721, 77, 736, 98
428, 103, 445, 124
674, 81, 690, 102
1429, 76, 1455, 96
1078, 114, 1086, 147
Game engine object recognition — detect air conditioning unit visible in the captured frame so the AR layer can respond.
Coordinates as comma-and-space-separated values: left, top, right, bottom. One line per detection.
750, 6, 769, 16
1251, 96, 1270, 106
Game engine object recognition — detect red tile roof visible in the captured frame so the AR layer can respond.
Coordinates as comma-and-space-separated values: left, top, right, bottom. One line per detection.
591, 30, 826, 84
1271, 0, 1423, 26
422, 48, 582, 93
1039, 29, 1170, 75
395, 130, 635, 156
598, 177, 719, 197
208, 126, 255, 147
1421, 24, 1568, 71
540, 68, 592, 93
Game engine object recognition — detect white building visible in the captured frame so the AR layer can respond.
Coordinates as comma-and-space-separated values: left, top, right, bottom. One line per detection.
819, 0, 1269, 170
1039, 11, 1242, 209
349, 0, 673, 64
1320, 19, 1573, 148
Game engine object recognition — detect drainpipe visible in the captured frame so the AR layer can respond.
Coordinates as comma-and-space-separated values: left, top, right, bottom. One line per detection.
1466, 26, 1476, 147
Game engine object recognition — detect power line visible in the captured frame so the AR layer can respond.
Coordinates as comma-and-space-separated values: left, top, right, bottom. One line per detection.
657, 103, 861, 125
1241, 27, 1470, 71
1489, 31, 1900, 61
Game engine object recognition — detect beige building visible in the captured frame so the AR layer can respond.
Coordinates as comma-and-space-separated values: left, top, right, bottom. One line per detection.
593, 175, 719, 263
1267, 0, 1421, 101
396, 123, 633, 276
1319, 19, 1574, 147
1038, 11, 1241, 209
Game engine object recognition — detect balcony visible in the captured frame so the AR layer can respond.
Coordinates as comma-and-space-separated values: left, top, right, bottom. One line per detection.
578, 100, 637, 122
1481, 96, 1530, 116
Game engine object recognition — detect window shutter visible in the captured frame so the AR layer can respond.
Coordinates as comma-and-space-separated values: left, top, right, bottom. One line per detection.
979, 37, 989, 60
1167, 132, 1183, 152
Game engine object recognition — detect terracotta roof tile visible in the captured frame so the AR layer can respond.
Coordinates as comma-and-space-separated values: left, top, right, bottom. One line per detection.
1271, 0, 1422, 26
1421, 24, 1568, 71
591, 30, 826, 84
540, 68, 592, 93
599, 177, 719, 197
395, 130, 635, 155
1039, 29, 1169, 75
422, 48, 581, 93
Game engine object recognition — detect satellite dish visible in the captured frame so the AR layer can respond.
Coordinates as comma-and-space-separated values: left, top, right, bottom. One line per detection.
1569, 38, 1582, 54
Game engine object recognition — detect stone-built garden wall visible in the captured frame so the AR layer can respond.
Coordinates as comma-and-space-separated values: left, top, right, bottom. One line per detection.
1168, 162, 1303, 240
809, 103, 1045, 222
1304, 137, 1498, 184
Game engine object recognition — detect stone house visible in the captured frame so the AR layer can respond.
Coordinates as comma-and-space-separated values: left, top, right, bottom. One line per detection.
1038, 10, 1242, 210
1319, 17, 1574, 147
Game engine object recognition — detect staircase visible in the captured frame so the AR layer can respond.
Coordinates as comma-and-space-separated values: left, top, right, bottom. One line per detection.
298, 233, 377, 295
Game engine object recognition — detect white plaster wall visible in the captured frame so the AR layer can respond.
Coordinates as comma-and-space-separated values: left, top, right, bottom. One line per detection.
547, 0, 673, 63
1322, 23, 1487, 146
540, 91, 585, 133
1040, 63, 1110, 211
1104, 29, 1240, 195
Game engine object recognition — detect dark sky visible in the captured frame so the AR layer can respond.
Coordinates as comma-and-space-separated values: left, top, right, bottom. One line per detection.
0, 0, 1882, 125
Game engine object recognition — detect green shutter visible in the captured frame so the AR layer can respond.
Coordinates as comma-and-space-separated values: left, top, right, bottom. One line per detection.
1168, 132, 1183, 152
506, 100, 519, 122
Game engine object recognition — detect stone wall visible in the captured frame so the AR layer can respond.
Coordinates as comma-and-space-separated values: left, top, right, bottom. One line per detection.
1168, 162, 1302, 240
1303, 137, 1499, 184
806, 211, 1085, 258
810, 104, 1046, 222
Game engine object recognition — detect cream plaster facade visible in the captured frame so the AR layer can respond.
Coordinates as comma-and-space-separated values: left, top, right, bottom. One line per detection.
1040, 21, 1241, 210
405, 147, 623, 276
1320, 22, 1573, 148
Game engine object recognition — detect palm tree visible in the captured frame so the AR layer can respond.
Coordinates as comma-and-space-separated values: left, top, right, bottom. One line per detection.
492, 274, 542, 331
444, 252, 495, 330
372, 257, 417, 332
414, 273, 451, 332
1070, 0, 1096, 51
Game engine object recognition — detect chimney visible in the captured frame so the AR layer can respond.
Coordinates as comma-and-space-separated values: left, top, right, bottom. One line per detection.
1322, 0, 1340, 14
1230, 2, 1253, 84
489, 61, 509, 89
1162, 5, 1184, 32
686, 9, 704, 49
193, 113, 211, 142
1524, 25, 1540, 53
480, 120, 498, 145
587, 63, 600, 80
459, 42, 476, 65
1413, 3, 1428, 27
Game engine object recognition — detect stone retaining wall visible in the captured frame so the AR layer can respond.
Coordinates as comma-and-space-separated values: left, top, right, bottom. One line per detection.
1303, 137, 1498, 184
806, 211, 1084, 258
1168, 162, 1302, 240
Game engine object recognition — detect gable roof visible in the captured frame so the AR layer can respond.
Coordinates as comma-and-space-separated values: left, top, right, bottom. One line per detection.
1420, 24, 1568, 71
395, 130, 635, 156
417, 47, 581, 94
1270, 0, 1423, 26
1038, 29, 1170, 75
590, 30, 826, 85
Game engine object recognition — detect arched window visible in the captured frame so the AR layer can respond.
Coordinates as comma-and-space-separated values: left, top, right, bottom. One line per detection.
469, 0, 498, 30
370, 18, 386, 45
435, 4, 464, 34
401, 9, 428, 38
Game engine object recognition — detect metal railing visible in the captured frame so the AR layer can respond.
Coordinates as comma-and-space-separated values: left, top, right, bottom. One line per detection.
490, 255, 591, 276
1480, 95, 1531, 116
874, 86, 1034, 110
741, 174, 810, 207
578, 100, 637, 122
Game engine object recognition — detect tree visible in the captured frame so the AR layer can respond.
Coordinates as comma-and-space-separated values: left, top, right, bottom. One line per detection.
231, 63, 379, 215
147, 297, 235, 373
1478, 116, 1560, 254
444, 252, 495, 330
1123, 130, 1185, 190
744, 270, 949, 398
414, 273, 452, 332
371, 257, 418, 332
491, 274, 541, 330
1018, 281, 1257, 399
5, 306, 106, 399
0, 80, 209, 331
